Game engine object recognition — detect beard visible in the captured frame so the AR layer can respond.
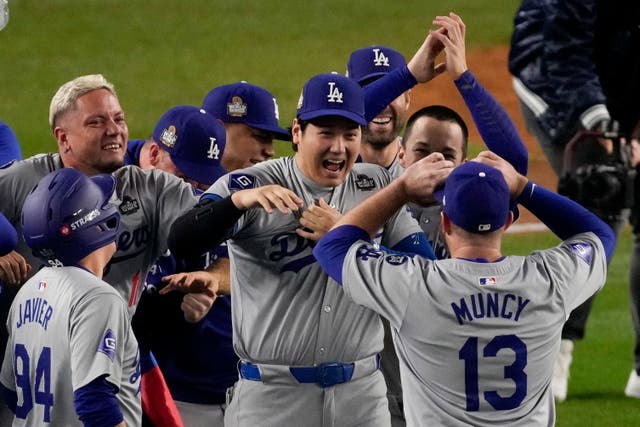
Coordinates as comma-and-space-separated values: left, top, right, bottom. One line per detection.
363, 115, 404, 148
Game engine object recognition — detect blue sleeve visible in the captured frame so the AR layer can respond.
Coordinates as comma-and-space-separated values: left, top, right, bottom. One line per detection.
390, 232, 436, 260
314, 225, 371, 285
516, 181, 616, 261
74, 375, 124, 427
455, 70, 528, 175
363, 66, 417, 122
0, 382, 16, 414
0, 212, 18, 256
0, 121, 22, 166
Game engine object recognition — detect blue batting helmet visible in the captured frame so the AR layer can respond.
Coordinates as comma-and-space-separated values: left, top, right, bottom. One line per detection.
21, 168, 120, 266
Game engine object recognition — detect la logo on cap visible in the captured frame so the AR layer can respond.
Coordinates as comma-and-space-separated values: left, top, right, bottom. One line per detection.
227, 96, 247, 117
327, 82, 343, 103
373, 48, 390, 67
160, 125, 177, 148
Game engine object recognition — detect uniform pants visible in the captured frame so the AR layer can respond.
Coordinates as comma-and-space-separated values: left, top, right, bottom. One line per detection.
175, 400, 226, 427
224, 370, 390, 427
518, 101, 631, 340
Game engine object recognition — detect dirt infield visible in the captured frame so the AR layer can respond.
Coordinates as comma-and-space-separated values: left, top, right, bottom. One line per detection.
409, 45, 556, 226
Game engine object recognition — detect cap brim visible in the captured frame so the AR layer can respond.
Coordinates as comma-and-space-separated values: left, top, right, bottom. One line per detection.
246, 122, 292, 141
358, 73, 387, 87
298, 109, 367, 126
171, 157, 228, 186
90, 174, 116, 204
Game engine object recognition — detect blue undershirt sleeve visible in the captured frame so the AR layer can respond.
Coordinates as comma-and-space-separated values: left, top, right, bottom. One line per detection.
455, 70, 529, 176
314, 225, 371, 285
390, 232, 436, 260
74, 375, 124, 427
516, 181, 616, 261
363, 66, 417, 122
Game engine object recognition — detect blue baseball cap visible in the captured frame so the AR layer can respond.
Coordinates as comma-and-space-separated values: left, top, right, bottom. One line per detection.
296, 73, 366, 126
347, 45, 406, 86
153, 106, 227, 185
442, 161, 510, 233
202, 81, 291, 141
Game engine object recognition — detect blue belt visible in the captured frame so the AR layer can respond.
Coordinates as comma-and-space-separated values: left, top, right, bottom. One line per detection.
240, 358, 378, 388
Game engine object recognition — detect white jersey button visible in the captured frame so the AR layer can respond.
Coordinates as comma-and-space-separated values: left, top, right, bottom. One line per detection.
323, 305, 332, 313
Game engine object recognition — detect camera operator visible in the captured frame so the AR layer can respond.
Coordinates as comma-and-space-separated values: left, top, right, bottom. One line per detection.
508, 0, 640, 401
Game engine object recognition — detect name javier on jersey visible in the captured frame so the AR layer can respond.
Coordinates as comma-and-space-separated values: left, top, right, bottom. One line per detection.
16, 297, 53, 330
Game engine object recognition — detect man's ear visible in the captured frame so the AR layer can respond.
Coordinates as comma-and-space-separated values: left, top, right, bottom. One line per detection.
291, 118, 302, 148
147, 142, 162, 167
502, 211, 515, 232
398, 145, 407, 168
54, 126, 70, 154
441, 211, 452, 235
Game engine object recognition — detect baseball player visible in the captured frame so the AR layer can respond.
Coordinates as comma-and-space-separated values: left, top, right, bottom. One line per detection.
202, 81, 292, 171
0, 74, 198, 425
164, 73, 436, 426
126, 105, 235, 427
0, 168, 141, 426
313, 151, 615, 426
347, 45, 409, 178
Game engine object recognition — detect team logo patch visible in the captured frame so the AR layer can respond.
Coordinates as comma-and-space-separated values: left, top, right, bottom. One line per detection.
229, 173, 256, 190
98, 328, 117, 361
479, 276, 498, 286
160, 125, 178, 148
355, 174, 376, 191
326, 82, 344, 103
37, 280, 47, 292
59, 225, 71, 236
569, 241, 593, 264
119, 197, 140, 215
385, 254, 408, 265
373, 48, 390, 67
227, 96, 248, 117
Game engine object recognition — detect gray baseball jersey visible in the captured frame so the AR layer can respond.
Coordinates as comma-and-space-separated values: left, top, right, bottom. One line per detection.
0, 153, 199, 315
340, 232, 606, 426
205, 156, 422, 365
0, 267, 141, 426
386, 156, 404, 180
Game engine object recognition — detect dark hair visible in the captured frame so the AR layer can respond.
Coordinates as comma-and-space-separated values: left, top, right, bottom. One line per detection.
403, 105, 469, 159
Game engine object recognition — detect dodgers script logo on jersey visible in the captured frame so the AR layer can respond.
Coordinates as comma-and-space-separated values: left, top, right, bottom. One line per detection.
268, 232, 316, 273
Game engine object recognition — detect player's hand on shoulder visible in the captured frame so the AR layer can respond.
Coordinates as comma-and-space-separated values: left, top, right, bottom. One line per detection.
231, 184, 304, 214
296, 198, 343, 241
431, 12, 468, 79
401, 152, 454, 205
181, 292, 216, 324
474, 151, 528, 198
0, 250, 31, 286
160, 270, 220, 296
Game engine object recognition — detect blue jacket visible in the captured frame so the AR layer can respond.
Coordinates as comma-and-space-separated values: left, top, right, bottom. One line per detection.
508, 0, 640, 144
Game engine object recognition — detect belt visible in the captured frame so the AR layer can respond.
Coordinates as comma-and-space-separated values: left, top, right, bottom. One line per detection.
239, 354, 380, 388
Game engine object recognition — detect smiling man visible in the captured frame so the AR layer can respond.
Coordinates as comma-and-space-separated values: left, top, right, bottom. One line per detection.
347, 45, 410, 178
166, 73, 439, 426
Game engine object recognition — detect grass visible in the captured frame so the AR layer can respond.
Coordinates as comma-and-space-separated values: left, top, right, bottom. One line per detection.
0, 0, 521, 157
3, 0, 638, 424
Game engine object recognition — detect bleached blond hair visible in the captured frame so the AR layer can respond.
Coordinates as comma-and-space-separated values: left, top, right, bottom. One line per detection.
48, 74, 117, 130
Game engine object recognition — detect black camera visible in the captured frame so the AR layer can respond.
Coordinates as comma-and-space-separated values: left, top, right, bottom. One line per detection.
557, 130, 635, 213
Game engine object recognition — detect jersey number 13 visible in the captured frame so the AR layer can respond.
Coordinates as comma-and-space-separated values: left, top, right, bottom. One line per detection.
459, 334, 527, 411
